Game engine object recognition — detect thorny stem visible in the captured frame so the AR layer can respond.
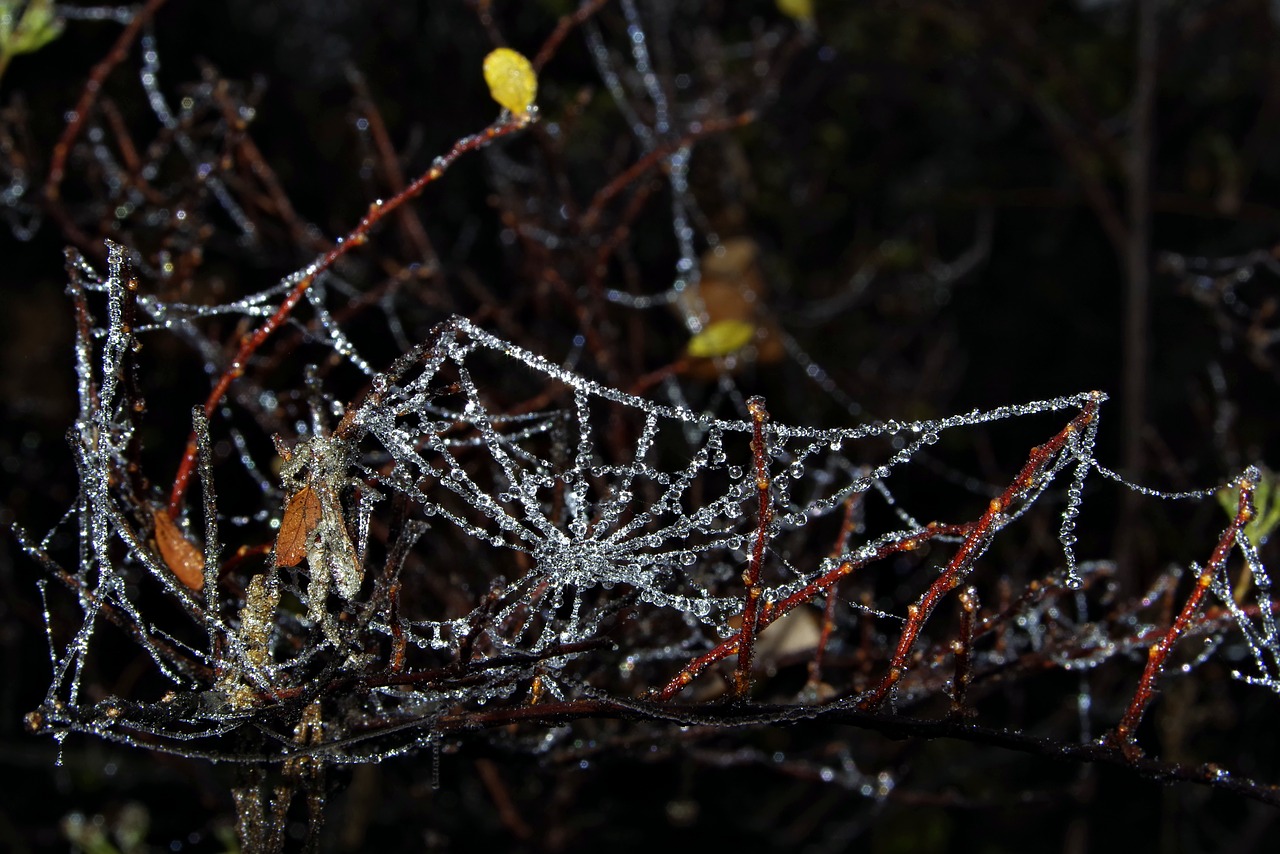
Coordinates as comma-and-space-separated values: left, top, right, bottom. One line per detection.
857, 497, 1008, 709
167, 112, 535, 517
1110, 471, 1257, 752
733, 396, 773, 698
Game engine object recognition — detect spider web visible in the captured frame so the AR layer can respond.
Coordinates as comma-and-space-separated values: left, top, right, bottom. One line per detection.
354, 314, 1097, 645
11, 5, 1280, 790
13, 228, 1280, 793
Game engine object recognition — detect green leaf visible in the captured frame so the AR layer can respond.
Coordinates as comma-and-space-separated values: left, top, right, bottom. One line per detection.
4, 0, 63, 54
0, 1, 64, 83
1218, 467, 1280, 548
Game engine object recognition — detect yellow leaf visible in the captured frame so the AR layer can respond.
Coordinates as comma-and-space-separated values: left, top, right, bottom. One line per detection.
483, 48, 537, 115
776, 0, 814, 24
687, 320, 756, 359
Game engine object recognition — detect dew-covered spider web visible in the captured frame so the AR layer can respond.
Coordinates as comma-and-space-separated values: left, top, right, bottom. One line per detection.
9, 4, 1280, 815
16, 246, 1280, 778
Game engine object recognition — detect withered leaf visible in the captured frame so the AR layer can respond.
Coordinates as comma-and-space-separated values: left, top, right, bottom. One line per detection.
687, 319, 756, 359
677, 238, 785, 379
152, 507, 205, 591
276, 486, 323, 568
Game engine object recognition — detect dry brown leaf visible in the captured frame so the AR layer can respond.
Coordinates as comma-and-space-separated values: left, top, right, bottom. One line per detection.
276, 486, 323, 568
678, 237, 785, 378
152, 507, 205, 591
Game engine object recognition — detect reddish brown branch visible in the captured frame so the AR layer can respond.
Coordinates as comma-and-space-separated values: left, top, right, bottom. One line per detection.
579, 111, 755, 234
658, 396, 1101, 703
656, 521, 964, 701
858, 498, 1006, 709
166, 112, 534, 517
207, 76, 318, 253
858, 396, 1101, 709
474, 758, 534, 840
44, 0, 171, 201
1109, 472, 1257, 752
950, 586, 978, 717
346, 66, 439, 267
533, 0, 614, 71
807, 492, 862, 691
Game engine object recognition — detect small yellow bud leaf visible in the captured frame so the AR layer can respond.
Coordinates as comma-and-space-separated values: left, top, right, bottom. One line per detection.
687, 319, 756, 359
483, 48, 537, 115
776, 0, 815, 24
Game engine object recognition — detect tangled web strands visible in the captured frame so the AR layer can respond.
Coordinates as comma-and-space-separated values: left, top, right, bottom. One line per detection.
21, 245, 1280, 786
357, 316, 1098, 616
